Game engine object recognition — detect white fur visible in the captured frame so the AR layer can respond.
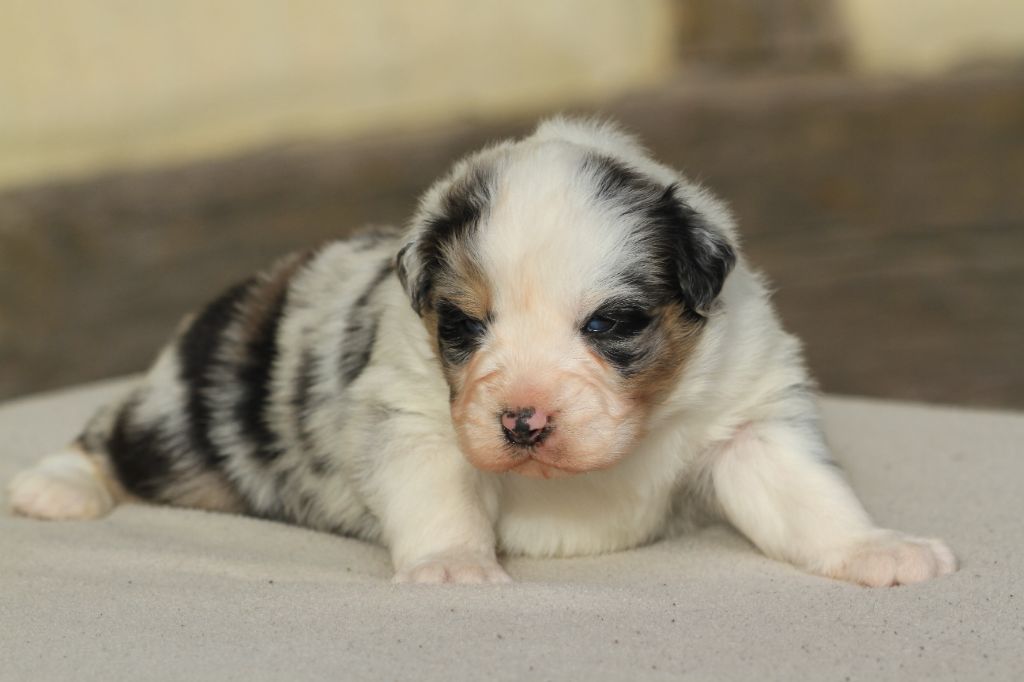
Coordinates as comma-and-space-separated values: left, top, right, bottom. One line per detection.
8, 449, 116, 520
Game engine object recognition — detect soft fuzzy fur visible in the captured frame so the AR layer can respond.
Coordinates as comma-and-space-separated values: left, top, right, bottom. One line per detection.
9, 118, 957, 586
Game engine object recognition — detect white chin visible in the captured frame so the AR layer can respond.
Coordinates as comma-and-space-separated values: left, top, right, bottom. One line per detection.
511, 459, 576, 479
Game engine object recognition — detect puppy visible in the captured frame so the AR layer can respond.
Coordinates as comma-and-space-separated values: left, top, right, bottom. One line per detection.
8, 118, 957, 586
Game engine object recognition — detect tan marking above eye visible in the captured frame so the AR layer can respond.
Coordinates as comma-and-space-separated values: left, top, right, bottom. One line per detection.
432, 249, 492, 320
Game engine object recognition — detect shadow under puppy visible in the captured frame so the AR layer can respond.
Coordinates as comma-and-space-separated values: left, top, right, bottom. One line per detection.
9, 118, 957, 586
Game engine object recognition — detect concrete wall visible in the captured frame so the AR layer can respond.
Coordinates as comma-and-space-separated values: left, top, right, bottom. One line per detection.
3, 1, 1024, 191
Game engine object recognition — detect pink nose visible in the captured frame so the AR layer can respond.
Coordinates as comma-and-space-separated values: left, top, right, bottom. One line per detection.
501, 408, 550, 446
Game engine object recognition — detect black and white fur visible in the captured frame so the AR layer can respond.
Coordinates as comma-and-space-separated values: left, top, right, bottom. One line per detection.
9, 119, 957, 586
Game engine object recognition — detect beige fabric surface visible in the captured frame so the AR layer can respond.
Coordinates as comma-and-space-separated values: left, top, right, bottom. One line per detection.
1, 378, 1021, 681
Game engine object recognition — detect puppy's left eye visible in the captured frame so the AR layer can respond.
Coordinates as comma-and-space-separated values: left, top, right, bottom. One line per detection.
582, 308, 652, 337
583, 316, 616, 334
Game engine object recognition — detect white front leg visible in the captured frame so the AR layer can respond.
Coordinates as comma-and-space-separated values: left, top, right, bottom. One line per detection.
709, 420, 957, 587
366, 425, 509, 584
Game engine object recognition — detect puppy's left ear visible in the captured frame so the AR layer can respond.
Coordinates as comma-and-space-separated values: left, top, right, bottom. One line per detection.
657, 184, 737, 316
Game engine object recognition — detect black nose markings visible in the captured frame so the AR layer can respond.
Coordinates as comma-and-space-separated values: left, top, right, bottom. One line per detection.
501, 407, 551, 447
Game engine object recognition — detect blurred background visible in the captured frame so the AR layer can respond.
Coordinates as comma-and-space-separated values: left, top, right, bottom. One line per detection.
1, 0, 1022, 408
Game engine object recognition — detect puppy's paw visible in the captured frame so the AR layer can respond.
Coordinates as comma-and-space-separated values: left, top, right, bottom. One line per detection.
825, 530, 957, 587
8, 451, 116, 521
393, 552, 512, 585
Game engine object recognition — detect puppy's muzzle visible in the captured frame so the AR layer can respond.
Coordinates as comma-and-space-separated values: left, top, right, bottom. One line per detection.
501, 407, 551, 447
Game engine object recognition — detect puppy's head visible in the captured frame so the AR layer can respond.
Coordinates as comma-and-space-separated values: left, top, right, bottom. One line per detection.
397, 119, 735, 478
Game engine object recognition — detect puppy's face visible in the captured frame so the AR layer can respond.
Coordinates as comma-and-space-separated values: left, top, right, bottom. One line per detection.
398, 130, 734, 478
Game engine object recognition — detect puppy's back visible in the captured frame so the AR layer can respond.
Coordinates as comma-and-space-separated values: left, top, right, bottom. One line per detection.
10, 229, 402, 529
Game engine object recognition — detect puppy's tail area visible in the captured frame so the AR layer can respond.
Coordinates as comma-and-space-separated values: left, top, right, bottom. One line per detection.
7, 406, 129, 521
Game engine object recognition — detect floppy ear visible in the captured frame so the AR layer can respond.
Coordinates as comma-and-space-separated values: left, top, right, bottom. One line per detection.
655, 184, 736, 316
395, 238, 429, 316
580, 151, 735, 316
395, 162, 495, 317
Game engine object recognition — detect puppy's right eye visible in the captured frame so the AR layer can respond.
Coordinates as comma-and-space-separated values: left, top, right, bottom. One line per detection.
437, 302, 487, 340
460, 317, 486, 338
436, 302, 488, 366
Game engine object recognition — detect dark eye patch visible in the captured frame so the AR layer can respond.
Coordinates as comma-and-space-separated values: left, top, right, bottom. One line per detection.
585, 303, 647, 333
580, 303, 655, 374
581, 305, 652, 337
436, 300, 488, 365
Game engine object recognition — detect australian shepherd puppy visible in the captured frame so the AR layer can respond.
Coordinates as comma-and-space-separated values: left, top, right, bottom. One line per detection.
9, 118, 956, 586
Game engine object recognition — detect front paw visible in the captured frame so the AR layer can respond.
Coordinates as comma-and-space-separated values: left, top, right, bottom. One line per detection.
393, 551, 512, 585
824, 530, 958, 587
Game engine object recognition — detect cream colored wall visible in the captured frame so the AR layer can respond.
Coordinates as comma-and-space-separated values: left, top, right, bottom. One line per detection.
839, 0, 1024, 75
0, 0, 678, 189
5, 1, 1024, 190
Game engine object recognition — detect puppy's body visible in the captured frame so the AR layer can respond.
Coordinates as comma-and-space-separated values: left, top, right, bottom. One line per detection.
9, 120, 957, 585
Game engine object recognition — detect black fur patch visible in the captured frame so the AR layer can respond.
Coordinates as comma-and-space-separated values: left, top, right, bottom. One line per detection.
291, 347, 318, 456
234, 286, 289, 463
583, 153, 735, 315
435, 300, 488, 367
106, 399, 177, 500
178, 279, 253, 466
592, 156, 645, 202
648, 184, 736, 315
580, 303, 657, 374
339, 259, 394, 385
399, 165, 494, 314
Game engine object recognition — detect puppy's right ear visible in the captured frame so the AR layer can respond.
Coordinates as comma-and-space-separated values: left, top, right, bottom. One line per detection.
396, 161, 496, 317
395, 238, 429, 316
